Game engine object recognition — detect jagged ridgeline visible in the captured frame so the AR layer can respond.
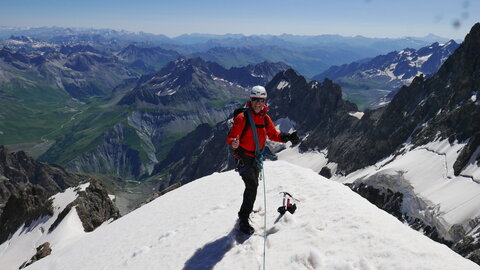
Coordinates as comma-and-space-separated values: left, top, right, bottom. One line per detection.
38, 58, 289, 180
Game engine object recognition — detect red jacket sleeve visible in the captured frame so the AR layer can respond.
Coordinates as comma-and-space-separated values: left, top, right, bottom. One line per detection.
226, 112, 246, 144
265, 115, 284, 143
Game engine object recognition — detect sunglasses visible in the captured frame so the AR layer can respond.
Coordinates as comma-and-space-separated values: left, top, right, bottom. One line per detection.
251, 98, 266, 103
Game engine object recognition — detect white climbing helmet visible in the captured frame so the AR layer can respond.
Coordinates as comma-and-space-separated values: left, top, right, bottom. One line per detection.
250, 85, 267, 99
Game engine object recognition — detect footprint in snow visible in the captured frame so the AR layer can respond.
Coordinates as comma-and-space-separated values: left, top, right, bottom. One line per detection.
158, 231, 176, 241
132, 246, 151, 258
211, 204, 227, 211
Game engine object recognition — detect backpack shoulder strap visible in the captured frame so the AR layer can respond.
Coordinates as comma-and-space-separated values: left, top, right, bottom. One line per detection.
240, 110, 250, 139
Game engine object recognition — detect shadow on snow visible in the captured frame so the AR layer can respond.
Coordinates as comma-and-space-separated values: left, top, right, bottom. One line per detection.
183, 225, 250, 270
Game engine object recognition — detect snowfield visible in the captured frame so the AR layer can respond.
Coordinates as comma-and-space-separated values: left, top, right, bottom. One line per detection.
22, 161, 478, 270
279, 139, 480, 244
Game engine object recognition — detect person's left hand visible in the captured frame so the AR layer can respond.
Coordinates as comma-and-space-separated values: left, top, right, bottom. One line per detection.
281, 131, 300, 145
288, 131, 300, 145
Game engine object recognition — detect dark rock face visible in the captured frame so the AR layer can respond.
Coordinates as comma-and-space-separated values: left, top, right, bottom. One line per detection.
266, 69, 358, 134
348, 183, 404, 221
74, 178, 120, 232
19, 242, 52, 269
49, 178, 120, 233
453, 234, 480, 265
0, 146, 86, 214
319, 167, 332, 179
454, 133, 480, 176
0, 186, 53, 244
0, 146, 87, 244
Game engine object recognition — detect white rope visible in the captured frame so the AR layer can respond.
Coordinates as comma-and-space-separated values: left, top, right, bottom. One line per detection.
261, 169, 267, 270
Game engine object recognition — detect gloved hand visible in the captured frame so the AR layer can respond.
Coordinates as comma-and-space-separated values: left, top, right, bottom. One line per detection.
281, 131, 300, 145
288, 131, 300, 145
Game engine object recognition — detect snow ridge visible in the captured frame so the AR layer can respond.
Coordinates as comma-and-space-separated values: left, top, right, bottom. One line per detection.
24, 161, 479, 270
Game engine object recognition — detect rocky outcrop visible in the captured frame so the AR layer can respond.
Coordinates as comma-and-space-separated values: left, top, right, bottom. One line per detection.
49, 178, 120, 233
19, 242, 52, 269
73, 178, 120, 232
0, 146, 86, 214
453, 234, 480, 265
0, 146, 87, 244
267, 69, 358, 139
454, 133, 480, 176
0, 186, 53, 244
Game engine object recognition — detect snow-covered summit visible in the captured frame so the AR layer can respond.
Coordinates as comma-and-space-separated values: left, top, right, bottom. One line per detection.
23, 161, 479, 270
313, 40, 460, 93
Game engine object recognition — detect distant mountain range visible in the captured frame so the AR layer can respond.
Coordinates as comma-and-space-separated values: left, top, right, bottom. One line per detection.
0, 26, 456, 77
0, 26, 456, 46
313, 40, 460, 109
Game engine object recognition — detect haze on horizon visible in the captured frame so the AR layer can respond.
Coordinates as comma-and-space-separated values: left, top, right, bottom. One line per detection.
0, 0, 478, 40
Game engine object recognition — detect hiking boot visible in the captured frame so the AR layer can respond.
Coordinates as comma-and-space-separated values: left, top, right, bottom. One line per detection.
238, 219, 255, 235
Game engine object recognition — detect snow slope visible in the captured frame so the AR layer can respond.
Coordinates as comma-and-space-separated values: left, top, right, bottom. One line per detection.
339, 140, 480, 241
24, 161, 478, 270
278, 139, 480, 243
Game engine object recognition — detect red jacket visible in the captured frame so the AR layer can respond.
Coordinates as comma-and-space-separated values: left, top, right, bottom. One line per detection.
226, 102, 284, 156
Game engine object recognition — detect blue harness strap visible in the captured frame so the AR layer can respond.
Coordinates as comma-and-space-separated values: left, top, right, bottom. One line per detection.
246, 109, 265, 170
236, 109, 265, 174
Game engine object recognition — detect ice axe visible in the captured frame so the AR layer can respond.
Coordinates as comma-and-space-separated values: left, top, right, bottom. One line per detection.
277, 192, 297, 215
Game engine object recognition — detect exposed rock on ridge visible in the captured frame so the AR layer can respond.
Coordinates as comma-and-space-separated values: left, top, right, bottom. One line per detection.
0, 146, 87, 244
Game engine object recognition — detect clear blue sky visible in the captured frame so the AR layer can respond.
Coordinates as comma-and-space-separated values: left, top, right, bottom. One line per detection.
1, 0, 478, 39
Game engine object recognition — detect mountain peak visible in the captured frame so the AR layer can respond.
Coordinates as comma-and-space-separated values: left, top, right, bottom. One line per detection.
464, 22, 480, 45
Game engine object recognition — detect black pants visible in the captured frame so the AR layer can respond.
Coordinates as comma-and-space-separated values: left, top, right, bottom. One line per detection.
237, 155, 260, 221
